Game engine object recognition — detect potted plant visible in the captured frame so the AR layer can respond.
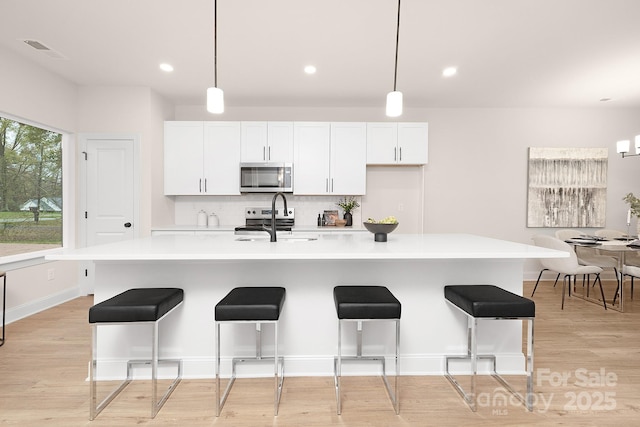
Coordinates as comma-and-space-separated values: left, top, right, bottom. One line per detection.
336, 196, 360, 226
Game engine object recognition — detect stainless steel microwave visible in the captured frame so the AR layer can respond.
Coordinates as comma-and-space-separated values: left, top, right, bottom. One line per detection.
239, 162, 293, 193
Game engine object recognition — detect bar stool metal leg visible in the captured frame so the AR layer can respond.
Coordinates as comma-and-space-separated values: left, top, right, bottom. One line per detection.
0, 271, 6, 347
334, 319, 400, 415
273, 322, 281, 415
469, 317, 477, 411
90, 324, 133, 420
89, 312, 182, 420
215, 320, 284, 416
445, 313, 535, 412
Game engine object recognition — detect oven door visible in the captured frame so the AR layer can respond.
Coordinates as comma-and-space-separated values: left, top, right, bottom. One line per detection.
239, 163, 292, 193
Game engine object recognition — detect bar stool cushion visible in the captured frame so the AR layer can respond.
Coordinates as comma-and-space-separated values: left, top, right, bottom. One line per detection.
89, 288, 184, 324
444, 285, 535, 318
215, 287, 286, 321
334, 285, 401, 319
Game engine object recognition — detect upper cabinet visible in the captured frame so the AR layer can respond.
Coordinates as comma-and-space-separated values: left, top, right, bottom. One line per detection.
330, 122, 367, 194
240, 121, 294, 163
203, 122, 241, 195
293, 122, 367, 195
164, 121, 240, 195
164, 121, 205, 195
165, 120, 427, 197
366, 122, 428, 165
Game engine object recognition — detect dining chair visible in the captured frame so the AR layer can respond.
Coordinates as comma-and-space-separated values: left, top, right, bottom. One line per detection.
531, 235, 607, 309
596, 230, 640, 303
594, 229, 625, 239
554, 229, 581, 241
555, 229, 619, 289
618, 264, 639, 302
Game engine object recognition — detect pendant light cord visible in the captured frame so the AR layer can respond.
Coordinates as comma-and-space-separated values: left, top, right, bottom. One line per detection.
392, 0, 401, 91
214, 0, 218, 87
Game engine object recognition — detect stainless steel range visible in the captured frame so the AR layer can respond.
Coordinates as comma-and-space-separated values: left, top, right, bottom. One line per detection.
234, 207, 295, 234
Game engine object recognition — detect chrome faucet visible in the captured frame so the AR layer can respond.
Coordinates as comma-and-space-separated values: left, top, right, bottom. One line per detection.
264, 192, 288, 242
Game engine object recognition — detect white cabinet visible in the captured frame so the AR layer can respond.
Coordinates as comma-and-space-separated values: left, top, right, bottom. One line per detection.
366, 122, 428, 165
330, 122, 367, 194
164, 121, 205, 195
293, 122, 330, 194
203, 122, 241, 195
240, 121, 294, 163
293, 122, 367, 195
164, 121, 240, 195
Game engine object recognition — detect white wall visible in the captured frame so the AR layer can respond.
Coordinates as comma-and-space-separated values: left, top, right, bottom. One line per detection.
0, 47, 77, 132
150, 91, 177, 227
0, 46, 80, 321
76, 86, 175, 235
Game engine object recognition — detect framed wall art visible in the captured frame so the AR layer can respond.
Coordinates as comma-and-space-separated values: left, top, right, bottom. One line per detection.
323, 210, 339, 226
527, 147, 608, 228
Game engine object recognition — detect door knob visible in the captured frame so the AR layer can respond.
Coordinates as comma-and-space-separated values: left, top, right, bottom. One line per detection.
124, 222, 132, 228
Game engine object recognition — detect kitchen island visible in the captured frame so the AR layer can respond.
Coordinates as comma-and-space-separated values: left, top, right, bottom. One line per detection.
47, 233, 564, 379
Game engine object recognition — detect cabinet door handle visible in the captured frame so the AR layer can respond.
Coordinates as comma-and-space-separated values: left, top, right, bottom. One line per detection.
268, 146, 271, 161
263, 146, 266, 161
399, 147, 402, 162
331, 178, 334, 192
199, 179, 202, 193
394, 147, 397, 161
204, 178, 207, 193
326, 178, 329, 193
124, 222, 132, 228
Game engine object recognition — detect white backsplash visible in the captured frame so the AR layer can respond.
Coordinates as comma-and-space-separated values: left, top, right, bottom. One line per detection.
174, 194, 362, 226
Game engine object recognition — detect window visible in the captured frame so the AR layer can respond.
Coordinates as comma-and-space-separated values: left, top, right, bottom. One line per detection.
0, 116, 63, 257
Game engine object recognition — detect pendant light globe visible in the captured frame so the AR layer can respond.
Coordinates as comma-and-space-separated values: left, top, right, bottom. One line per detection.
207, 87, 224, 114
386, 91, 403, 117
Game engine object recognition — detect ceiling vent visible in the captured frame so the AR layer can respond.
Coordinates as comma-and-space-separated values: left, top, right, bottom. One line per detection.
21, 39, 67, 59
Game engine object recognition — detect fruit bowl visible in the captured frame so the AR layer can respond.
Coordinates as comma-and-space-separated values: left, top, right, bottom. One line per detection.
363, 222, 398, 242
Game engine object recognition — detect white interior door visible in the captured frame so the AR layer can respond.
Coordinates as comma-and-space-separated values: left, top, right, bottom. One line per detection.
80, 134, 139, 294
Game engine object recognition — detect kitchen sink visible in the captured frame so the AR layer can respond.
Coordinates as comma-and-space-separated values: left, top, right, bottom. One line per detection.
235, 235, 318, 242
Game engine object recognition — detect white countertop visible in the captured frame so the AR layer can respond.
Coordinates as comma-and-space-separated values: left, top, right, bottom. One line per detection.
46, 233, 566, 262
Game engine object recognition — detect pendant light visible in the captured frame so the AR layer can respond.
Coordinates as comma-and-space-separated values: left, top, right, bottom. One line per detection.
386, 0, 403, 117
207, 0, 224, 114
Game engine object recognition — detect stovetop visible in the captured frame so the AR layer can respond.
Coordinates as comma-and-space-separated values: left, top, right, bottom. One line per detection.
245, 207, 295, 219
236, 207, 295, 235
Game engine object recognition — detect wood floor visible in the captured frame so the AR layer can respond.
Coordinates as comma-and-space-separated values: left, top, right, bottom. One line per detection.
1, 279, 638, 426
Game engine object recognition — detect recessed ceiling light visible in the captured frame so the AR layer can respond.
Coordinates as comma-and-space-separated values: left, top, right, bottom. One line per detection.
304, 65, 317, 74
159, 63, 174, 72
442, 66, 457, 77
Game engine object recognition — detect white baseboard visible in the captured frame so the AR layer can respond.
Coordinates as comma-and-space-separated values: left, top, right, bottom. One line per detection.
6, 287, 82, 324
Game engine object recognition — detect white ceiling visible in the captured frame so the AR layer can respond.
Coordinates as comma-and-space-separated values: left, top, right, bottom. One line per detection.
2, 0, 640, 109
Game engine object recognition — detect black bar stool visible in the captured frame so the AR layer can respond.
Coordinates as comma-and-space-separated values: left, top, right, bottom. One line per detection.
333, 285, 401, 415
0, 271, 5, 347
444, 285, 535, 412
88, 288, 184, 420
215, 286, 286, 416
